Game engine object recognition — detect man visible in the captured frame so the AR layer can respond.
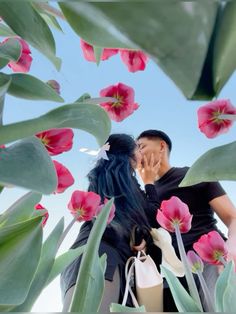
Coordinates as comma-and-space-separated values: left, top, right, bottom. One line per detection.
136, 129, 236, 311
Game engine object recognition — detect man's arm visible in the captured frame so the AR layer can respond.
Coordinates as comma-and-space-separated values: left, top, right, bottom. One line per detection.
209, 194, 236, 262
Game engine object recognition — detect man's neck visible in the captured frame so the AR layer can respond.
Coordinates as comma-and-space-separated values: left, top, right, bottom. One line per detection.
158, 162, 172, 179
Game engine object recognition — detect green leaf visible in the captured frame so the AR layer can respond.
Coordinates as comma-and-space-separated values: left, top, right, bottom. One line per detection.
32, 2, 64, 31
46, 245, 86, 286
0, 101, 111, 147
94, 46, 103, 66
0, 216, 42, 307
6, 73, 64, 102
60, 2, 219, 99
215, 261, 236, 312
179, 141, 236, 187
0, 37, 21, 62
33, 2, 65, 20
0, 23, 16, 37
0, 191, 42, 227
0, 73, 11, 125
161, 266, 201, 312
110, 303, 146, 312
0, 58, 8, 71
222, 262, 236, 312
70, 199, 114, 312
215, 261, 232, 311
74, 92, 91, 103
0, 137, 57, 194
0, 1, 61, 70
41, 12, 63, 32
213, 1, 236, 94
0, 38, 21, 71
59, 2, 131, 49
12, 218, 64, 311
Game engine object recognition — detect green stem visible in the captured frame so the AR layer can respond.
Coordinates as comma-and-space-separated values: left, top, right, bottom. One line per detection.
175, 224, 203, 311
219, 255, 227, 267
197, 270, 215, 312
218, 114, 236, 121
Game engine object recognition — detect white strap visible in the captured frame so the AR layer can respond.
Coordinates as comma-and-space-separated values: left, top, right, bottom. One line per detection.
122, 256, 140, 308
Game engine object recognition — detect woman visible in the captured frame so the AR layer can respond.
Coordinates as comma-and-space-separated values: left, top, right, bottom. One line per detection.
60, 133, 161, 311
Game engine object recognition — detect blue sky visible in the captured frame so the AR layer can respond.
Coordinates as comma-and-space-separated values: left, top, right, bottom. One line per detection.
1, 16, 236, 312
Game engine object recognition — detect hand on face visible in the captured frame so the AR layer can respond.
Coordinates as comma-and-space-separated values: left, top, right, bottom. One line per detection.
137, 152, 162, 184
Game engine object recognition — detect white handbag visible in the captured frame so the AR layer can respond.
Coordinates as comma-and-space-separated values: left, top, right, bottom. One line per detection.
122, 250, 163, 312
122, 227, 184, 311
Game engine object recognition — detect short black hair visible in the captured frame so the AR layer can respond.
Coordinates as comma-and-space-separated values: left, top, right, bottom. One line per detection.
137, 129, 172, 152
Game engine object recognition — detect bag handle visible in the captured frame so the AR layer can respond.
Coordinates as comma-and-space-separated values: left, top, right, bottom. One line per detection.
122, 256, 140, 308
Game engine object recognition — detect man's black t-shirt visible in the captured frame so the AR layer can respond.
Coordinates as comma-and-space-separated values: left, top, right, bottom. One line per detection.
145, 166, 226, 252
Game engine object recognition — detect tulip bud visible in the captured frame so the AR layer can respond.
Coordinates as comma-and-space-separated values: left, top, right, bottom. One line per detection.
187, 250, 204, 273
47, 80, 61, 95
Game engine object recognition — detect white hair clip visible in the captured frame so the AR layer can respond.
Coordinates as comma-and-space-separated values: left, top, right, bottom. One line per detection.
79, 142, 110, 160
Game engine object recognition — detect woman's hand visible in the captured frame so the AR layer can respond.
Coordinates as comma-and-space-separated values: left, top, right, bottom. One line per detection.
132, 239, 147, 252
137, 153, 161, 185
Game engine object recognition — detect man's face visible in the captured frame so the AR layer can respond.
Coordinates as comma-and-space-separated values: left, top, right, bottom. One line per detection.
137, 137, 161, 164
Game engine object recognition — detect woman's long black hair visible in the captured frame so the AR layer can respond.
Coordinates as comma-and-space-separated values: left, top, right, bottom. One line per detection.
87, 134, 150, 234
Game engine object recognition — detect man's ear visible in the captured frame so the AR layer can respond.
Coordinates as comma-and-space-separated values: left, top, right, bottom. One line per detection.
160, 140, 165, 152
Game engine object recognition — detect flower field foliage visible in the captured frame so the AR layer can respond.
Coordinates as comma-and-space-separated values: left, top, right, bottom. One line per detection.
157, 197, 236, 313
0, 0, 236, 312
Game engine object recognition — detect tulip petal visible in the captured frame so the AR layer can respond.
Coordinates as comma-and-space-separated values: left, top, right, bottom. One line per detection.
53, 160, 74, 194
156, 209, 175, 232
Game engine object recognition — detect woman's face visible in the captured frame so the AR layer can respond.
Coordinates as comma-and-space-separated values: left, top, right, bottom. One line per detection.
131, 146, 142, 169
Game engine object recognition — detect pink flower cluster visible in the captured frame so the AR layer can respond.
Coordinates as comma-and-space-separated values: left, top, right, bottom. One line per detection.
156, 196, 230, 267
80, 39, 148, 73
33, 128, 75, 226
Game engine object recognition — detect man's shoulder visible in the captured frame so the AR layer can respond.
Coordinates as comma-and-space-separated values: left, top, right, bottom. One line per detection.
173, 166, 189, 175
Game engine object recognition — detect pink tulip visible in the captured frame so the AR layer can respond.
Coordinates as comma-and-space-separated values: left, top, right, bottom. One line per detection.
197, 99, 236, 138
99, 82, 139, 122
120, 49, 148, 72
68, 190, 101, 222
96, 198, 116, 224
0, 145, 5, 148
46, 80, 61, 94
156, 196, 192, 233
36, 128, 74, 156
53, 160, 74, 193
193, 230, 228, 265
80, 39, 118, 62
35, 203, 49, 227
2, 37, 32, 73
187, 250, 204, 273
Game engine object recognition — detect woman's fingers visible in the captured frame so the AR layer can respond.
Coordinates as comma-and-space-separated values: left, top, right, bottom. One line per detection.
132, 239, 147, 252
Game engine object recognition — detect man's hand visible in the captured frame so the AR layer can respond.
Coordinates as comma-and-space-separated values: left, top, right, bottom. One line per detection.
137, 153, 161, 184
